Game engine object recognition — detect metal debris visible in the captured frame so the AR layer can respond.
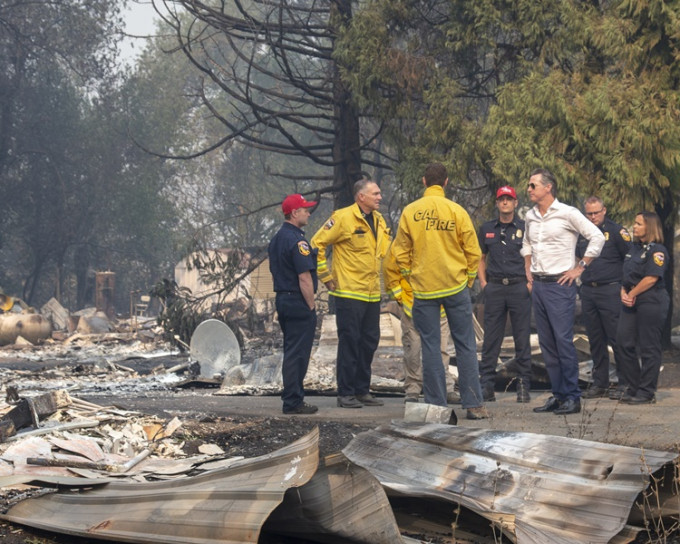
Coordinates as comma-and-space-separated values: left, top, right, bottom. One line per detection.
342, 421, 679, 544
2, 428, 320, 544
189, 318, 241, 379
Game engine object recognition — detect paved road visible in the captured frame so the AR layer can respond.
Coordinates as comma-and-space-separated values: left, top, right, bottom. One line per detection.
85, 387, 680, 452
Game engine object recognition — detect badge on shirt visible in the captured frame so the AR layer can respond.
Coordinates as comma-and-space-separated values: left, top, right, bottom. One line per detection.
298, 241, 311, 256
323, 219, 335, 230
620, 228, 631, 242
653, 252, 665, 266
604, 232, 610, 241
515, 229, 522, 238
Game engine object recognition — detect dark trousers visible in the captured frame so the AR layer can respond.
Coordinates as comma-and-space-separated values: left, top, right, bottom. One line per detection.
334, 296, 380, 397
616, 289, 669, 399
479, 282, 532, 390
532, 281, 580, 401
581, 283, 624, 389
276, 293, 317, 411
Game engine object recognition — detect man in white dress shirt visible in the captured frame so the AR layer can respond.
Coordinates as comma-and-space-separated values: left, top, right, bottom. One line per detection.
521, 168, 605, 415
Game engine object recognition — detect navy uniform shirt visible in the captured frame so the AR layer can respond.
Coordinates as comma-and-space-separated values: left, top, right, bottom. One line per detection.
577, 218, 631, 283
268, 222, 318, 293
478, 217, 526, 278
622, 242, 668, 296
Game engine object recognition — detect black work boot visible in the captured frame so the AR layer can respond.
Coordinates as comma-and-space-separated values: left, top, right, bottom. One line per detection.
516, 380, 531, 403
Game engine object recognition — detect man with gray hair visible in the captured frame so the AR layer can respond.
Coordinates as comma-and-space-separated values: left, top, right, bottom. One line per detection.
577, 196, 631, 399
522, 168, 605, 415
311, 179, 392, 409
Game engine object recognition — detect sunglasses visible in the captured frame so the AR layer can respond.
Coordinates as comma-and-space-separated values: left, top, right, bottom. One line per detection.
527, 183, 537, 190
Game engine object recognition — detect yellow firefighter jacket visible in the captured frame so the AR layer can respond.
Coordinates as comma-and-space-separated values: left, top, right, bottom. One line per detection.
311, 203, 391, 302
391, 185, 480, 299
384, 244, 447, 318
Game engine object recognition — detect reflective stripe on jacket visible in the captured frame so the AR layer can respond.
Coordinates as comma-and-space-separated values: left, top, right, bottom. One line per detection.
384, 247, 446, 318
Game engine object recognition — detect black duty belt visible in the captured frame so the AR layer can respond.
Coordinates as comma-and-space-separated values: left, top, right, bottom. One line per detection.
276, 291, 300, 295
532, 274, 561, 283
582, 281, 620, 287
488, 276, 525, 285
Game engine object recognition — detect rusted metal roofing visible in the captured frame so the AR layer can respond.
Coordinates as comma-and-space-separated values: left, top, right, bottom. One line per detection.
342, 422, 679, 544
2, 427, 320, 544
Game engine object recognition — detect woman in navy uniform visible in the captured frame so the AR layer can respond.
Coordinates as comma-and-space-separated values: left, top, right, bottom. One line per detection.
616, 211, 669, 404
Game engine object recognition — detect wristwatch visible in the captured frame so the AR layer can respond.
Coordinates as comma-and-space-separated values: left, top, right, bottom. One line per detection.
578, 259, 587, 269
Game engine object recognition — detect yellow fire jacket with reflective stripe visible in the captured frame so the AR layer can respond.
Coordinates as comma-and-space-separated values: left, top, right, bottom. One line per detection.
311, 203, 391, 302
383, 246, 413, 315
391, 185, 481, 299
384, 244, 446, 318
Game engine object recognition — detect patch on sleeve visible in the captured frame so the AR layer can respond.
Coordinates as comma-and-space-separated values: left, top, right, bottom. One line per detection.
653, 252, 665, 267
323, 219, 335, 230
298, 241, 311, 256
620, 228, 631, 242
485, 232, 495, 238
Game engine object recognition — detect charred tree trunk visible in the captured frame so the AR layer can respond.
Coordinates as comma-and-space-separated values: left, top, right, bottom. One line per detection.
331, 0, 362, 209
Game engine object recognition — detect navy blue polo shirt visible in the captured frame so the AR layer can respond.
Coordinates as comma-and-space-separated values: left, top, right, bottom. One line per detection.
478, 217, 526, 278
576, 218, 631, 283
268, 222, 318, 293
622, 242, 668, 292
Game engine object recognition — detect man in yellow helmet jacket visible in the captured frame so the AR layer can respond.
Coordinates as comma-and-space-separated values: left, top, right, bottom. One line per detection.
311, 179, 392, 409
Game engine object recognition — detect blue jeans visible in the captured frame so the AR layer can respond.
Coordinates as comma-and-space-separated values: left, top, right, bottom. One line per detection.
413, 287, 482, 408
532, 281, 580, 401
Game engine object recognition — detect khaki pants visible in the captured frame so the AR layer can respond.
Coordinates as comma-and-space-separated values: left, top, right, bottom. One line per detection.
401, 309, 456, 396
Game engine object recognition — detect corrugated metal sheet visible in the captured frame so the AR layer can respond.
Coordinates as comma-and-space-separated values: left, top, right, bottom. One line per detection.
264, 453, 405, 543
2, 428, 320, 544
342, 422, 678, 544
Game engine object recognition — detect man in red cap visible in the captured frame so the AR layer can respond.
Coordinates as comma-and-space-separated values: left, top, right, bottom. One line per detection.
268, 194, 319, 414
477, 185, 533, 403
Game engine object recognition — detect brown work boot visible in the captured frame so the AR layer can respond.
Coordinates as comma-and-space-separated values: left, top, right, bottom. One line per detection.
446, 391, 461, 404
466, 406, 489, 420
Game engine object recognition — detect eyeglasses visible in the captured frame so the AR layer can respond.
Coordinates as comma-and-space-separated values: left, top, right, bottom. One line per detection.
585, 209, 604, 216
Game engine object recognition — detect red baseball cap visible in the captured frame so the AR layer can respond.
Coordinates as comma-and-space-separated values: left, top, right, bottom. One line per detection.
282, 194, 317, 215
496, 186, 517, 200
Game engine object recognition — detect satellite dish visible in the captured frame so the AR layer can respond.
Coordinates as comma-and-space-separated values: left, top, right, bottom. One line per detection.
189, 319, 241, 379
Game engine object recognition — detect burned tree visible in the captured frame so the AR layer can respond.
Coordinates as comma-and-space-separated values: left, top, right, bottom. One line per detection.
153, 0, 391, 208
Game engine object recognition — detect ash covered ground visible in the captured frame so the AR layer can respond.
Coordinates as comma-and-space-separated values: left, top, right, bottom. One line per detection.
1, 321, 680, 543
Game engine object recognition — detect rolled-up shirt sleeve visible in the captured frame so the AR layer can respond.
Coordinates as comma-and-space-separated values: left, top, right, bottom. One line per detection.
571, 209, 605, 259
